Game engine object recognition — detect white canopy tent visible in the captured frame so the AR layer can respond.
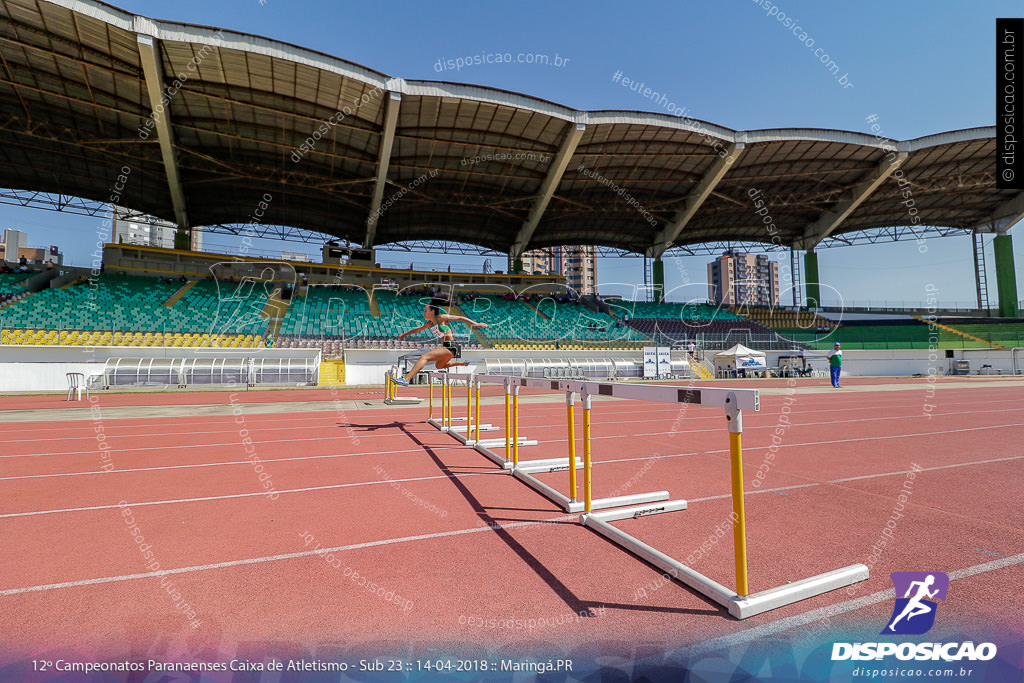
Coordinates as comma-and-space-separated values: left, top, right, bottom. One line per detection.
714, 344, 767, 376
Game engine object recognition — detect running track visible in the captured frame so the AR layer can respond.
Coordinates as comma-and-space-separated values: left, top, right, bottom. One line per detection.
1, 377, 1022, 666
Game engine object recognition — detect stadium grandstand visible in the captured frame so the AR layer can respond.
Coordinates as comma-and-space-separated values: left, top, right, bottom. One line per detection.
5, 3, 1024, 682
0, 0, 1021, 391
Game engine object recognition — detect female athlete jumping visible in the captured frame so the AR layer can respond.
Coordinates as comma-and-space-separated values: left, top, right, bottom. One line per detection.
390, 298, 487, 385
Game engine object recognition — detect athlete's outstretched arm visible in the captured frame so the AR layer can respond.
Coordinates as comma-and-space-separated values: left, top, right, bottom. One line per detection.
397, 322, 430, 340
440, 314, 488, 328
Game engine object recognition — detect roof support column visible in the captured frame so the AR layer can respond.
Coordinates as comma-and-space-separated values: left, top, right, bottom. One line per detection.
804, 251, 820, 309
648, 143, 744, 259
798, 151, 907, 251
136, 35, 191, 246
652, 257, 665, 303
364, 91, 402, 247
994, 233, 1018, 318
510, 122, 585, 259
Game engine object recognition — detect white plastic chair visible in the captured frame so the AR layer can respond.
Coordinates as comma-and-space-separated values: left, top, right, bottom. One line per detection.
66, 372, 88, 401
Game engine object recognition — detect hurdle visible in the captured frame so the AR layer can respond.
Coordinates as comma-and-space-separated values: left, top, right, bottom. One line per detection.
558, 379, 869, 619
502, 377, 666, 513
383, 368, 424, 406
425, 372, 500, 445
423, 372, 869, 619
427, 372, 542, 463
428, 373, 660, 512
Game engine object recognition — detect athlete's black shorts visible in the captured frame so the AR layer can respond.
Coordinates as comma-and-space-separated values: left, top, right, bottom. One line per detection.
442, 341, 462, 359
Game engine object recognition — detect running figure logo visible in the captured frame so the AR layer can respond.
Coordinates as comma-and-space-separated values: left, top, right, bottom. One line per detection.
882, 572, 949, 635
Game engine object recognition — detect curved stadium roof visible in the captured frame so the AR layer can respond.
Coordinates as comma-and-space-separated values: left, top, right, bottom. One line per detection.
0, 0, 1021, 257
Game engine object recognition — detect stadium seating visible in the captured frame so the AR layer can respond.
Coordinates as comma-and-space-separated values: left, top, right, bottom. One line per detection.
459, 295, 648, 347
609, 300, 745, 321
0, 274, 269, 346
0, 271, 32, 307
726, 306, 836, 330
279, 285, 374, 339
625, 318, 776, 343
782, 323, 930, 350
936, 321, 1024, 348
373, 290, 440, 341
0, 328, 260, 348
0, 271, 31, 296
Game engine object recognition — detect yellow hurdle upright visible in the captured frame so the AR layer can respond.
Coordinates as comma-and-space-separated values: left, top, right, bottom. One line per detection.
504, 384, 511, 459
444, 379, 451, 428
474, 380, 481, 442
512, 385, 520, 465
583, 393, 593, 512
567, 392, 577, 502
727, 395, 750, 597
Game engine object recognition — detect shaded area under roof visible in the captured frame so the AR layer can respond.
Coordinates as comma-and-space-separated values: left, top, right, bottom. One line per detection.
0, 0, 1021, 258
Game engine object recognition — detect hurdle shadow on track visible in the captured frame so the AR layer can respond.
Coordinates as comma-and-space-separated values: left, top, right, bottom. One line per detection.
397, 422, 723, 618
344, 420, 406, 432
397, 421, 595, 615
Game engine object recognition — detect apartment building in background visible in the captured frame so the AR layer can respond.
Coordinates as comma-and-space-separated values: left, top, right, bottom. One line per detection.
520, 245, 597, 294
707, 251, 779, 306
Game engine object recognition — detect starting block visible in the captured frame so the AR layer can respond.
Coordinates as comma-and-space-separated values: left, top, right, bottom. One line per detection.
383, 368, 424, 406
424, 371, 869, 620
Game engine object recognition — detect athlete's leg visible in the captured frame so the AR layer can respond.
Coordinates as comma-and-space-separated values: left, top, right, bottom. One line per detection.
432, 348, 456, 370
403, 348, 450, 382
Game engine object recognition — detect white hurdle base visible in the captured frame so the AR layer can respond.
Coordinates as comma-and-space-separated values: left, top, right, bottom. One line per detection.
385, 397, 424, 406
475, 437, 538, 448
513, 467, 670, 513
447, 424, 498, 433
582, 513, 869, 619
513, 459, 585, 474
473, 441, 540, 468
586, 499, 689, 522
428, 417, 482, 432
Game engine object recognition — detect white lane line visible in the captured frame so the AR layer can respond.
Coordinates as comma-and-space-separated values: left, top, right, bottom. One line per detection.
7, 412, 1024, 484
0, 446, 456, 482
1, 394, 1015, 442
687, 551, 1024, 656
830, 454, 1024, 482
6, 450, 1023, 521
0, 513, 579, 597
0, 470, 500, 519
8, 408, 1021, 463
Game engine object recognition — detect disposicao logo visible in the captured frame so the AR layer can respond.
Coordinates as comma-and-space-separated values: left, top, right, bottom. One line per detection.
882, 571, 948, 635
831, 571, 998, 662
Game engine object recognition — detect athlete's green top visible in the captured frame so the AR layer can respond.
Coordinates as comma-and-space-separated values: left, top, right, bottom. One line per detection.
429, 322, 452, 340
828, 350, 842, 367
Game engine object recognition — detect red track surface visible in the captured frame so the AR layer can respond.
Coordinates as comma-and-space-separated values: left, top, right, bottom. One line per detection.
2, 377, 1023, 664
0, 387, 374, 411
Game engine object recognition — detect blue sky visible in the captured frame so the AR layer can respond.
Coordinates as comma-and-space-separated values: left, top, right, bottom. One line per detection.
1, 0, 1018, 307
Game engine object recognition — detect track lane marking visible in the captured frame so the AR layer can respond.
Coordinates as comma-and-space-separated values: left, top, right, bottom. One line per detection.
0, 514, 579, 597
